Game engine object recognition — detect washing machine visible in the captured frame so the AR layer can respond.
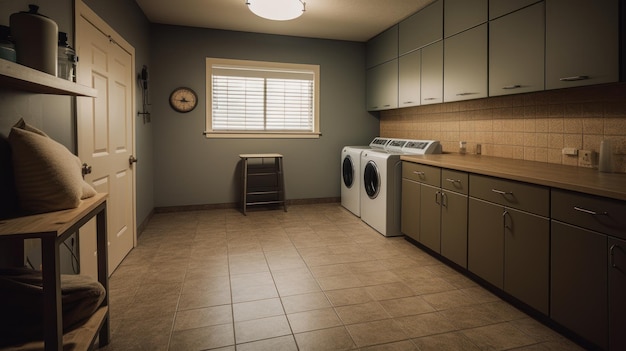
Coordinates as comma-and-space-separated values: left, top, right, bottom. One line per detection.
360, 139, 442, 237
340, 137, 391, 216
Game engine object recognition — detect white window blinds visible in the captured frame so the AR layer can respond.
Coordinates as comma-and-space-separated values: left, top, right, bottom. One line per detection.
208, 60, 318, 135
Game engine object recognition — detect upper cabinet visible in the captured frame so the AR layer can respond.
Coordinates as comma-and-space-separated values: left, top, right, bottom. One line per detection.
399, 0, 443, 55
366, 25, 398, 69
421, 41, 444, 105
444, 24, 488, 102
489, 0, 542, 19
489, 2, 545, 96
444, 0, 488, 38
545, 0, 619, 90
398, 50, 420, 108
366, 59, 398, 111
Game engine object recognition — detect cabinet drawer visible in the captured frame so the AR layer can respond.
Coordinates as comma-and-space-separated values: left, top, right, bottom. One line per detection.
402, 162, 441, 187
441, 169, 468, 194
469, 174, 549, 216
551, 189, 626, 240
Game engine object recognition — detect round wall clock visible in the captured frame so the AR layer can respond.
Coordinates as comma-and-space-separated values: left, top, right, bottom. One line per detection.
169, 87, 198, 113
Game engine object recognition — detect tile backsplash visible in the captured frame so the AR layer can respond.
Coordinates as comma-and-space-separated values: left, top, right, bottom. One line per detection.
380, 82, 626, 173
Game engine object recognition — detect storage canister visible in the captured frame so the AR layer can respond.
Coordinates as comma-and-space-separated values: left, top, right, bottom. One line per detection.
58, 32, 78, 81
10, 4, 58, 75
0, 25, 16, 62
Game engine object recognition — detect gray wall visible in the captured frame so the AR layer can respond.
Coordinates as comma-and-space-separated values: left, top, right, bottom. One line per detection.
150, 24, 379, 207
0, 0, 153, 227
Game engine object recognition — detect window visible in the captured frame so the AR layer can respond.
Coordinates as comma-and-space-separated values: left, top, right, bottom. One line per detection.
206, 58, 320, 138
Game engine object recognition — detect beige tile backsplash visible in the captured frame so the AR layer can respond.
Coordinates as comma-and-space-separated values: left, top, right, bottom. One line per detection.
380, 83, 626, 173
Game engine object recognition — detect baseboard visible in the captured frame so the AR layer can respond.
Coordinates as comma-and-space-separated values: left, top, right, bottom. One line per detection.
153, 197, 341, 214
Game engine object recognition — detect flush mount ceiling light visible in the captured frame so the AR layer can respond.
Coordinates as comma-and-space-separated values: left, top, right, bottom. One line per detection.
246, 0, 306, 21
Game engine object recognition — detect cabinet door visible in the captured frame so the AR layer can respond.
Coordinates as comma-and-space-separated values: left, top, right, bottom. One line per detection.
401, 178, 420, 241
489, 0, 541, 19
420, 184, 441, 252
399, 0, 443, 55
421, 41, 443, 105
366, 25, 398, 68
444, 24, 488, 102
441, 190, 468, 268
545, 0, 619, 89
366, 59, 398, 111
398, 50, 421, 108
489, 2, 545, 97
551, 221, 608, 350
609, 237, 626, 351
504, 208, 549, 314
468, 197, 504, 288
444, 0, 488, 38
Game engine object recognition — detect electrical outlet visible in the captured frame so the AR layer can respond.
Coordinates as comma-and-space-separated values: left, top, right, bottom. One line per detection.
578, 150, 595, 168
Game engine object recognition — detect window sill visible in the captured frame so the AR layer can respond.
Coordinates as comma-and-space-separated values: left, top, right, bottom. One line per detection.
204, 131, 321, 139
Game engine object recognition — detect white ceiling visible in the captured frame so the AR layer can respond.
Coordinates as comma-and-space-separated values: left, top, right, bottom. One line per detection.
134, 0, 436, 42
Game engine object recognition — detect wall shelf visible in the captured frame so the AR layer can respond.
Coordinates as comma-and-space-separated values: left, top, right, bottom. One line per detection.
0, 59, 97, 97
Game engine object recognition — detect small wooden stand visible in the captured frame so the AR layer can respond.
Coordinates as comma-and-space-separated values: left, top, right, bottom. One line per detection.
0, 193, 110, 351
239, 154, 287, 215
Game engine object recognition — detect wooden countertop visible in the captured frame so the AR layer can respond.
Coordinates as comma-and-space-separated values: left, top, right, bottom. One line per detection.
401, 154, 626, 201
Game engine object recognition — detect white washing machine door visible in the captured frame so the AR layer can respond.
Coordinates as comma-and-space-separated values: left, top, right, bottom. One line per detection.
363, 160, 380, 199
342, 155, 355, 188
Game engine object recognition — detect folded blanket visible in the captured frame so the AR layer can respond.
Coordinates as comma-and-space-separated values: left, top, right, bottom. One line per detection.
0, 267, 106, 346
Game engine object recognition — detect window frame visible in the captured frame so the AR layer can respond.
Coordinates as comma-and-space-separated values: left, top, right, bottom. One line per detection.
205, 57, 320, 139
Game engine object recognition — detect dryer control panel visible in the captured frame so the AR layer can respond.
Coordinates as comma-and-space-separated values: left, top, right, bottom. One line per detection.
402, 140, 442, 155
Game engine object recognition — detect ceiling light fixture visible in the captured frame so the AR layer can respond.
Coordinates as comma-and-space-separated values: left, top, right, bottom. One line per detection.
246, 0, 306, 21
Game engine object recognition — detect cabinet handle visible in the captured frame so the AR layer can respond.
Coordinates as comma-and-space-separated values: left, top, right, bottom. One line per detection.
442, 192, 448, 208
456, 92, 477, 96
610, 244, 619, 268
383, 104, 391, 107
435, 191, 441, 205
423, 97, 438, 101
413, 171, 425, 177
403, 101, 414, 104
502, 210, 512, 230
573, 206, 608, 216
559, 75, 589, 82
492, 189, 513, 196
503, 85, 521, 90
446, 178, 460, 184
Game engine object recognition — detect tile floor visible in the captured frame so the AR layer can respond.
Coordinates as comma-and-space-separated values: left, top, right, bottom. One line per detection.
101, 203, 584, 350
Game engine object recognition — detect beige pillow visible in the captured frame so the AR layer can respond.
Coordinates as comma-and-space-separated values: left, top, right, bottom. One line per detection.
8, 118, 97, 214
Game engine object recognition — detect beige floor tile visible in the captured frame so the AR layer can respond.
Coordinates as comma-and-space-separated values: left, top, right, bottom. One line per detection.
287, 307, 343, 333
101, 205, 580, 350
461, 322, 539, 350
234, 315, 292, 344
395, 312, 457, 338
173, 305, 233, 331
335, 301, 391, 325
359, 340, 419, 351
316, 273, 365, 290
412, 331, 481, 351
233, 298, 284, 322
236, 335, 298, 351
324, 287, 374, 306
364, 282, 415, 301
345, 319, 409, 348
379, 296, 435, 317
281, 292, 332, 314
169, 323, 234, 351
294, 326, 356, 351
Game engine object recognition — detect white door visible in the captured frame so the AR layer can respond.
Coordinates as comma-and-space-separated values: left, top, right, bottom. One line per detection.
76, 1, 136, 277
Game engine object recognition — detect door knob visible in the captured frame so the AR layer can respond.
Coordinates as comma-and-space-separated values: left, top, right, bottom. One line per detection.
129, 155, 138, 166
81, 163, 92, 177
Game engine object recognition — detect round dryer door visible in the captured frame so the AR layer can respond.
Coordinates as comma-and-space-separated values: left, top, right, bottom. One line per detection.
342, 155, 354, 188
363, 160, 380, 199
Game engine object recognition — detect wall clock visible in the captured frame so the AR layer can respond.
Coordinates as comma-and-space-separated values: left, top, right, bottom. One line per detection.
169, 87, 198, 113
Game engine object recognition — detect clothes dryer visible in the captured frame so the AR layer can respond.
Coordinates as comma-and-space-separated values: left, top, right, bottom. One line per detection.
340, 137, 391, 216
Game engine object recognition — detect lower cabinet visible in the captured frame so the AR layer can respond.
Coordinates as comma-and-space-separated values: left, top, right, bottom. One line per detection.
609, 236, 626, 351
440, 189, 468, 268
401, 177, 421, 242
468, 175, 549, 315
551, 221, 608, 350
